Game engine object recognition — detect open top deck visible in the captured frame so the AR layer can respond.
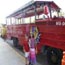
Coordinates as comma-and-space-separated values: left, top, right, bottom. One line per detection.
7, 1, 60, 18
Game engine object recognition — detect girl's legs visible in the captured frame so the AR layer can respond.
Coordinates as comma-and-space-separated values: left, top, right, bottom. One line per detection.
25, 52, 29, 65
30, 48, 36, 65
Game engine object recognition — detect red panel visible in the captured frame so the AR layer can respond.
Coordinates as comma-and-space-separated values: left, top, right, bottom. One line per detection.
6, 18, 65, 51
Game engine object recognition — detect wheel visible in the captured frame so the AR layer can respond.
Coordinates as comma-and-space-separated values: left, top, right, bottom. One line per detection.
47, 47, 63, 65
13, 38, 18, 47
41, 46, 48, 55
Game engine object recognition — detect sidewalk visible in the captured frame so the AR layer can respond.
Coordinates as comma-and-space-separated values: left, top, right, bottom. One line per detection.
0, 38, 25, 65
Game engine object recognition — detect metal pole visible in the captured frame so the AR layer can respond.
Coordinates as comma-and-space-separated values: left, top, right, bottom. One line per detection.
48, 4, 52, 18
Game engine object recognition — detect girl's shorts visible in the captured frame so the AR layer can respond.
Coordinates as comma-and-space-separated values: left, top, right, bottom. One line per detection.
25, 52, 29, 57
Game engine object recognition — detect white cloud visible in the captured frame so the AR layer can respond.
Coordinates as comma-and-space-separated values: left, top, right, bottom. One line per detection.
0, 0, 31, 24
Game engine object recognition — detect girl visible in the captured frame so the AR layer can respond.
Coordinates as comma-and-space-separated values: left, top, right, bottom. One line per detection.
28, 35, 36, 65
23, 34, 29, 65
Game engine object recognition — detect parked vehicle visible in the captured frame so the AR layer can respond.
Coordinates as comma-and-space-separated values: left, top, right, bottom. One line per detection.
6, 1, 65, 65
1, 24, 7, 39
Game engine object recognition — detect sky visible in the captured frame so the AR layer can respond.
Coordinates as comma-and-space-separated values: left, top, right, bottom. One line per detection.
0, 0, 65, 24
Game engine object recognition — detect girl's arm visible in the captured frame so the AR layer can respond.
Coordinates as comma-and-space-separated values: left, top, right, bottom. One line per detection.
28, 39, 31, 48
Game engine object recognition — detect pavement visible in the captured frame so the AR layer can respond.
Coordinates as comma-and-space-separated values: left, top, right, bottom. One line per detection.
0, 38, 25, 65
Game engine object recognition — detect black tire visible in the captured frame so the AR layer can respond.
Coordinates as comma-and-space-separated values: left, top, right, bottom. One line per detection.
41, 46, 48, 55
13, 38, 18, 47
47, 47, 63, 65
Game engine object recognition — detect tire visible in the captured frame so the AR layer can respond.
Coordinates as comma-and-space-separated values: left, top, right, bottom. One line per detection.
47, 47, 63, 65
41, 46, 48, 55
13, 38, 18, 47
